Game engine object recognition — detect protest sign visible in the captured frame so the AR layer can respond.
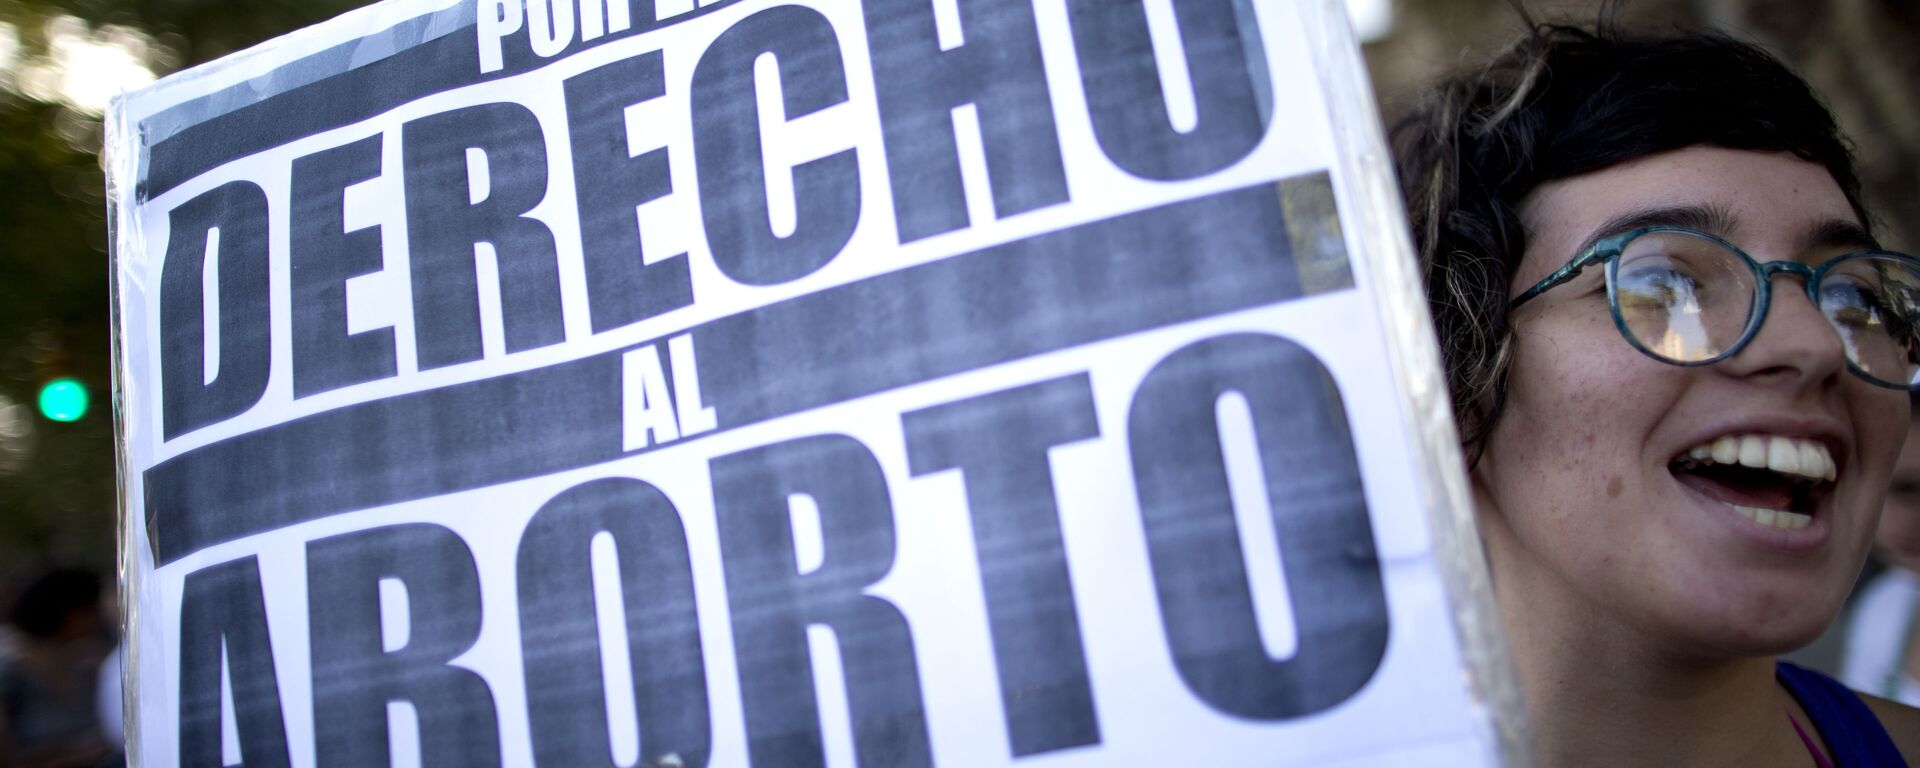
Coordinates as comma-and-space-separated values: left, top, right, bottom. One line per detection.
106, 0, 1521, 765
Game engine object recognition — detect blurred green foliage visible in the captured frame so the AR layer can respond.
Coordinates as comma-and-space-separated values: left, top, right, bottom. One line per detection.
0, 0, 364, 570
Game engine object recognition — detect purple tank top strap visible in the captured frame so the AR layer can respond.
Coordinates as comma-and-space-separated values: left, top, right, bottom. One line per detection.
1777, 660, 1908, 767
1790, 712, 1837, 768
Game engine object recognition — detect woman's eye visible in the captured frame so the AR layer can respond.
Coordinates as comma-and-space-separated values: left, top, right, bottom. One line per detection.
1820, 282, 1885, 328
1828, 304, 1876, 329
1620, 265, 1697, 305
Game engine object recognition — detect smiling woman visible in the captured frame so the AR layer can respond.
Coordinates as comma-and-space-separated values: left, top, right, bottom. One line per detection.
1394, 23, 1920, 767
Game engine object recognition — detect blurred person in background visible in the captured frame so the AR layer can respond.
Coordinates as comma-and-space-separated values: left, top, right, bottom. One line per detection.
0, 567, 116, 768
1844, 393, 1920, 705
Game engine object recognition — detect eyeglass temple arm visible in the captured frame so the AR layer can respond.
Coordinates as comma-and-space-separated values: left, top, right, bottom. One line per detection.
1509, 251, 1605, 309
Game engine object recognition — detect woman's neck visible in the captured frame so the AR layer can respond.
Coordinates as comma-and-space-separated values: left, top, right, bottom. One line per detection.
1495, 562, 1824, 767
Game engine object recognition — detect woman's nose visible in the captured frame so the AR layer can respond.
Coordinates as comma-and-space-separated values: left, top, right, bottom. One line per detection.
1717, 271, 1850, 386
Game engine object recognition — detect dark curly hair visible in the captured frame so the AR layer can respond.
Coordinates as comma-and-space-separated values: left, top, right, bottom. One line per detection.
1391, 22, 1870, 463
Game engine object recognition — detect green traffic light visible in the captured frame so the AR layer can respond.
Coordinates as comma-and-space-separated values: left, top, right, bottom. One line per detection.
38, 378, 88, 422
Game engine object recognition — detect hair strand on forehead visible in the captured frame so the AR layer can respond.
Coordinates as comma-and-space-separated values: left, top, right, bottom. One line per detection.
1391, 22, 1869, 464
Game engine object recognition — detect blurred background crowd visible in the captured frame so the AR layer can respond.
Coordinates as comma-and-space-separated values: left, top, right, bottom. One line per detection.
0, 0, 1911, 765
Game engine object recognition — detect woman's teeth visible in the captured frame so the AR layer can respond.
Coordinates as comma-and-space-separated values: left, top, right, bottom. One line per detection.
1730, 504, 1813, 530
1682, 434, 1835, 482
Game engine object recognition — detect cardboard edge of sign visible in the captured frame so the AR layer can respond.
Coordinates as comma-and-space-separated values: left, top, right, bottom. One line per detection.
1292, 0, 1534, 764
102, 82, 147, 768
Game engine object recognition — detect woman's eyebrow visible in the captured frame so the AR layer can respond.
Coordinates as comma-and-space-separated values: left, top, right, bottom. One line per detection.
1573, 204, 1738, 255
1800, 218, 1879, 253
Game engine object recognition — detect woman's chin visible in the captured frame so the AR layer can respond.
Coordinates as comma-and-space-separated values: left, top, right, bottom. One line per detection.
1648, 599, 1837, 660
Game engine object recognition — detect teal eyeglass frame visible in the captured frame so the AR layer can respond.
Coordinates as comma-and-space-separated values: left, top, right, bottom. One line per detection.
1509, 225, 1920, 390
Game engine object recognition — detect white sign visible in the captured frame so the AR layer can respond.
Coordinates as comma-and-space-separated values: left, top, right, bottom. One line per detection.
106, 0, 1514, 765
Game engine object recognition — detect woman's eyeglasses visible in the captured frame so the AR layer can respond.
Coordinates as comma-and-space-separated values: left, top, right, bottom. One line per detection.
1509, 226, 1920, 390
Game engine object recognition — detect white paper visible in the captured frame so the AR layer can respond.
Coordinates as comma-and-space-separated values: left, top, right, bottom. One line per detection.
105, 1, 1515, 765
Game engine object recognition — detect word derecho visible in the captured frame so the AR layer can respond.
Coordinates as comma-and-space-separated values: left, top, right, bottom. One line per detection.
155, 0, 1270, 440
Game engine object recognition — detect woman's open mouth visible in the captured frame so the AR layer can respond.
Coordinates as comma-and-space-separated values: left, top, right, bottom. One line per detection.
1668, 434, 1836, 530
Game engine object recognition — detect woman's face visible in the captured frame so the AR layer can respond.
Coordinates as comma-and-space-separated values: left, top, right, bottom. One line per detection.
1479, 146, 1908, 656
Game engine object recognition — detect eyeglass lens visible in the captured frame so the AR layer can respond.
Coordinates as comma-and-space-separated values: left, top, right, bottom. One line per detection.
1609, 231, 1920, 388
1819, 254, 1920, 386
1613, 232, 1757, 363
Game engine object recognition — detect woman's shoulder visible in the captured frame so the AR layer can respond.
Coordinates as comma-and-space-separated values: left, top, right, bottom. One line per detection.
1863, 694, 1920, 763
1780, 661, 1915, 763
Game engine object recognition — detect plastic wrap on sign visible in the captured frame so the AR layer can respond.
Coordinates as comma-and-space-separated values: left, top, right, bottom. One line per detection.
104, 0, 1525, 765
